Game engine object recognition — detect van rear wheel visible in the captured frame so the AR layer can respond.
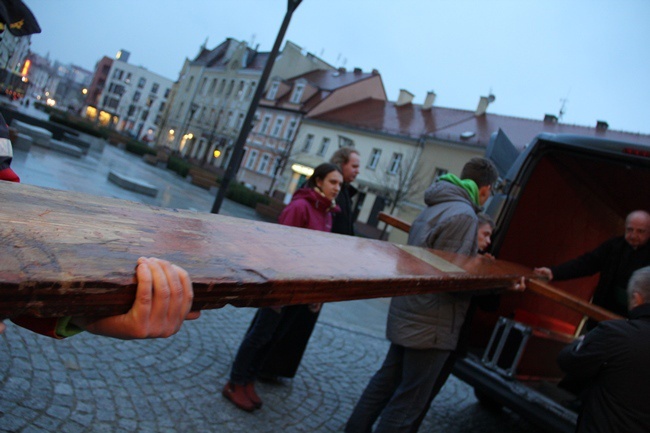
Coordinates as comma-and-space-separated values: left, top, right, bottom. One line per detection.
474, 388, 503, 412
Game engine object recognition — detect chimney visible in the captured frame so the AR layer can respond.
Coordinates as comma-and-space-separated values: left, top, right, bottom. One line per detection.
353, 67, 362, 74
544, 114, 558, 124
596, 120, 609, 131
396, 89, 414, 106
422, 91, 436, 110
475, 94, 495, 116
338, 67, 346, 73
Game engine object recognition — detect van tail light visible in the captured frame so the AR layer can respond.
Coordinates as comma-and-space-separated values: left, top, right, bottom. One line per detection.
623, 147, 650, 158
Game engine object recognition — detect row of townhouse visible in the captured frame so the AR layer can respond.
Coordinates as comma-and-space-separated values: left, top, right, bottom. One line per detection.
155, 38, 333, 167
290, 90, 650, 243
240, 67, 386, 195
146, 36, 650, 245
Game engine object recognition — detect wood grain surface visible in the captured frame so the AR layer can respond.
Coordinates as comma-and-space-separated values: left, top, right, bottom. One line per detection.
1, 182, 534, 318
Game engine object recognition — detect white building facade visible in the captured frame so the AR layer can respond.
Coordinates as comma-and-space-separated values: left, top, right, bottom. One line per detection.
86, 51, 174, 141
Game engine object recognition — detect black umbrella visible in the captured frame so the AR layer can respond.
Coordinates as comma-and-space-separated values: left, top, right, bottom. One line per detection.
0, 0, 40, 37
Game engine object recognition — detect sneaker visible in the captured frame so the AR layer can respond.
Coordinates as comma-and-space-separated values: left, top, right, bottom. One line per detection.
246, 382, 263, 409
222, 381, 255, 412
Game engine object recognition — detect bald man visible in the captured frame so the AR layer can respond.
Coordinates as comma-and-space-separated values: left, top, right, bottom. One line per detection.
535, 210, 650, 318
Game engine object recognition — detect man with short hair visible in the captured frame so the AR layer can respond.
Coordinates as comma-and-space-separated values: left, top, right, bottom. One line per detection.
535, 210, 650, 317
557, 266, 650, 433
477, 212, 495, 254
329, 147, 360, 236
346, 157, 518, 433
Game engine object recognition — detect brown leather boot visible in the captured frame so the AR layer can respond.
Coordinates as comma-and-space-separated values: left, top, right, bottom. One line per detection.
246, 382, 263, 409
222, 381, 255, 412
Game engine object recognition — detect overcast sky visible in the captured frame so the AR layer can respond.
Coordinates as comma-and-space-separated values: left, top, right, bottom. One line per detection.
25, 0, 650, 134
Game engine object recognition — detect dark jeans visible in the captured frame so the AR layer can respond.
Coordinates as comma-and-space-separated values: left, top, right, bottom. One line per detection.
345, 343, 450, 433
230, 308, 282, 385
230, 306, 302, 384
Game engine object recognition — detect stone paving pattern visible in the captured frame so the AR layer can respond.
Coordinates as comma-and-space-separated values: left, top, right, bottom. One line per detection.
1, 129, 542, 432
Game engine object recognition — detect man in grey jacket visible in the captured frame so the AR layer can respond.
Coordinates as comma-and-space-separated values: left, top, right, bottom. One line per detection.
346, 157, 499, 433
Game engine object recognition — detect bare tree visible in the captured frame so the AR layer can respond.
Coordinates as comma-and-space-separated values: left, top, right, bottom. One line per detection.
371, 146, 428, 215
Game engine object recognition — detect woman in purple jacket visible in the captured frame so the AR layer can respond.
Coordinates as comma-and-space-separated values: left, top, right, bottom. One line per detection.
223, 163, 342, 412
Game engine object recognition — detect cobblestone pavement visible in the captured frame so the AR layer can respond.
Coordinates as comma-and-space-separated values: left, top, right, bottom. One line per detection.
1, 307, 541, 433
1, 139, 542, 432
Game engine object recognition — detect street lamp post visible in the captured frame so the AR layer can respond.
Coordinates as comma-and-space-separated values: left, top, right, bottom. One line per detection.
211, 0, 302, 214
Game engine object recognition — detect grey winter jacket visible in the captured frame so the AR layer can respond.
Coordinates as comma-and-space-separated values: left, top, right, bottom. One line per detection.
386, 180, 480, 350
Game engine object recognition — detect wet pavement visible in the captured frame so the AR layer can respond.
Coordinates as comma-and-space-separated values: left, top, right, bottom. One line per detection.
0, 131, 541, 432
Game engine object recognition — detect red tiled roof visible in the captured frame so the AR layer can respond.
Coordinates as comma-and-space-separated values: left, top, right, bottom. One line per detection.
263, 69, 382, 113
310, 99, 650, 149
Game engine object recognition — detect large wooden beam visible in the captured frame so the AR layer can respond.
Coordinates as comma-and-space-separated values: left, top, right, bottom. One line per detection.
0, 182, 533, 319
378, 211, 624, 322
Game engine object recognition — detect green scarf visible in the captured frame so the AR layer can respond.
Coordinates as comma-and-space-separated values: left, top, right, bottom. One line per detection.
438, 173, 479, 206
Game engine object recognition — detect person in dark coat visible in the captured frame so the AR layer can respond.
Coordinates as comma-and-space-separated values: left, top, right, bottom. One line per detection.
330, 147, 360, 236
257, 147, 361, 380
346, 157, 524, 433
222, 163, 342, 412
557, 265, 650, 433
535, 210, 650, 318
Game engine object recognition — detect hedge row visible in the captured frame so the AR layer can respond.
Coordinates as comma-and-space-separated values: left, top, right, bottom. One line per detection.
167, 155, 192, 178
226, 182, 270, 208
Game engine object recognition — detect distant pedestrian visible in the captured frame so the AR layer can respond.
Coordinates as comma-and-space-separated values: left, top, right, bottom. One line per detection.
223, 163, 342, 412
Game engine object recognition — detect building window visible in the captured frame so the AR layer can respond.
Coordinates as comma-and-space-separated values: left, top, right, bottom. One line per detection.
198, 77, 207, 94
285, 119, 297, 140
271, 118, 284, 137
151, 83, 159, 94
302, 134, 314, 152
133, 91, 141, 102
339, 135, 354, 148
185, 76, 194, 91
367, 148, 382, 170
164, 88, 170, 98
208, 78, 217, 95
388, 152, 403, 175
112, 69, 123, 80
245, 149, 258, 169
317, 137, 330, 156
267, 81, 279, 100
259, 154, 270, 173
217, 80, 225, 95
226, 80, 234, 96
138, 77, 146, 89
236, 113, 244, 129
246, 81, 256, 100
125, 72, 132, 84
290, 83, 304, 104
237, 81, 245, 100
260, 115, 271, 134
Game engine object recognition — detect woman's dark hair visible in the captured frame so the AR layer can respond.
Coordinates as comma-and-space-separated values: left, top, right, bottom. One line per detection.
306, 163, 342, 189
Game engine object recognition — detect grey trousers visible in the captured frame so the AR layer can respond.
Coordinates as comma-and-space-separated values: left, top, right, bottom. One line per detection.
345, 343, 451, 433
